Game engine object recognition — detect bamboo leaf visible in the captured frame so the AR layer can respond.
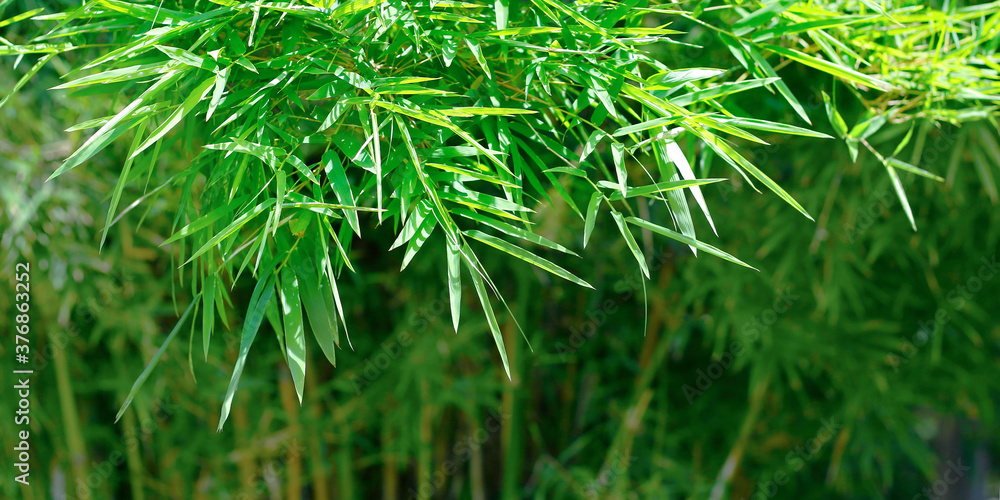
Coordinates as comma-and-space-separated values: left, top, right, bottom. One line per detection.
464, 253, 511, 380
115, 297, 198, 422
131, 73, 216, 159
611, 211, 649, 279
294, 258, 338, 366
583, 191, 601, 248
625, 217, 757, 270
885, 165, 916, 231
280, 266, 306, 404
218, 274, 275, 431
446, 238, 462, 333
466, 230, 592, 288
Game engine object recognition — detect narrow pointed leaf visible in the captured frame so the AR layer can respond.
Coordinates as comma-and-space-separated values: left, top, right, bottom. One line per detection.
625, 217, 757, 270
115, 298, 197, 422
218, 274, 275, 431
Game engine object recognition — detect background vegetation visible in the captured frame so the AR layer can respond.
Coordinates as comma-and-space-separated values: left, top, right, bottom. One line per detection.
1, 0, 999, 498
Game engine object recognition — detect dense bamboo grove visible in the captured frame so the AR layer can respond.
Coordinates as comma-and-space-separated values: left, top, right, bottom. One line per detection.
1, 0, 999, 498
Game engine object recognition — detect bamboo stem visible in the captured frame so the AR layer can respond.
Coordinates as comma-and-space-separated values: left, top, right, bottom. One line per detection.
708, 372, 772, 500
121, 399, 147, 500
382, 422, 398, 500
336, 405, 355, 500
233, 397, 256, 498
53, 294, 87, 495
305, 365, 330, 499
278, 371, 302, 499
418, 379, 433, 499
501, 273, 528, 500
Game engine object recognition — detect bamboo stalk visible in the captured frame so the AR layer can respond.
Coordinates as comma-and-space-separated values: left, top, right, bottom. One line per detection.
336, 406, 355, 500
501, 272, 528, 500
233, 398, 256, 498
418, 379, 433, 499
708, 372, 772, 500
469, 410, 486, 500
382, 421, 398, 500
306, 364, 330, 499
121, 400, 147, 500
278, 371, 302, 499
53, 294, 87, 495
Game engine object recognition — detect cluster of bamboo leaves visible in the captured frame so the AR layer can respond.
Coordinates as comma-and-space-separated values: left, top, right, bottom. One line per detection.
3, 0, 998, 430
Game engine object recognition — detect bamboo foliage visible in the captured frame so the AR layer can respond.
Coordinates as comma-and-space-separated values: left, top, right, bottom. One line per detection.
2, 0, 998, 429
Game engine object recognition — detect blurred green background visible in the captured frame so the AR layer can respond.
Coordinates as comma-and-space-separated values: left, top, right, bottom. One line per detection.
2, 1, 1000, 499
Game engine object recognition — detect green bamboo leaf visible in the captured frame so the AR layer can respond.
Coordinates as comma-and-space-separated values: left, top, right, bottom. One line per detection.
438, 189, 533, 215
446, 238, 462, 333
294, 259, 338, 366
583, 191, 601, 249
717, 117, 833, 139
100, 119, 147, 250
377, 100, 513, 176
466, 230, 592, 288
885, 158, 944, 182
612, 116, 685, 137
50, 69, 186, 180
391, 199, 433, 250
762, 44, 890, 91
202, 270, 216, 361
821, 91, 849, 138
661, 140, 718, 234
700, 130, 814, 221
280, 267, 306, 404
885, 165, 917, 231
453, 207, 578, 256
611, 211, 649, 279
0, 8, 45, 29
322, 151, 361, 235
579, 129, 605, 164
892, 124, 915, 157
670, 78, 780, 107
206, 65, 228, 121
0, 52, 55, 111
115, 297, 198, 422
162, 195, 250, 245
464, 253, 511, 380
602, 178, 726, 201
184, 199, 277, 266
465, 38, 492, 79
155, 45, 217, 71
265, 293, 286, 362
130, 73, 217, 159
738, 40, 811, 124
611, 141, 628, 198
218, 274, 275, 431
543, 166, 589, 179
426, 162, 519, 187
625, 217, 757, 270
437, 107, 536, 117
401, 213, 438, 270
732, 0, 796, 37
